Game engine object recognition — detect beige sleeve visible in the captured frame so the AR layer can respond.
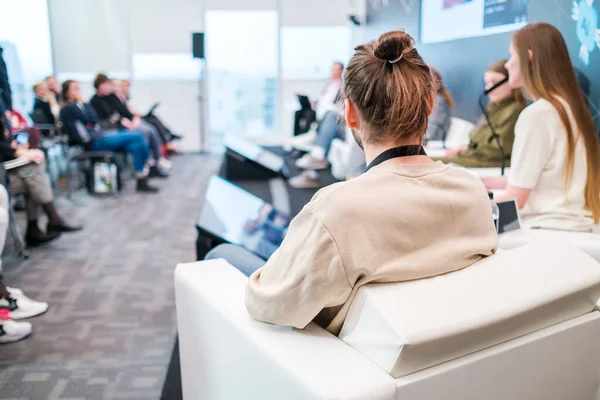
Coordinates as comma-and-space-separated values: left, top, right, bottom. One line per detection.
245, 205, 352, 329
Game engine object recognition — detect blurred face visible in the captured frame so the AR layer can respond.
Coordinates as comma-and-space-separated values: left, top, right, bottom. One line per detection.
484, 71, 513, 104
122, 80, 130, 97
505, 42, 522, 88
46, 76, 59, 93
97, 81, 113, 96
331, 63, 343, 81
34, 82, 50, 98
68, 81, 81, 102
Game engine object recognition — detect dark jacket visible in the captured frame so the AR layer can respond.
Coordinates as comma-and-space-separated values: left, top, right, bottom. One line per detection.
60, 102, 105, 148
0, 47, 12, 112
0, 118, 17, 162
90, 93, 134, 129
32, 97, 56, 125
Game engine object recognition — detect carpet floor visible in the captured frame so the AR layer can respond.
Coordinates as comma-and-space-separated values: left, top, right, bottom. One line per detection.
0, 154, 220, 400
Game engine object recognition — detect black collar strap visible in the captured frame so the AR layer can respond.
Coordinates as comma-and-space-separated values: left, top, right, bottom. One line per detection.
366, 145, 427, 172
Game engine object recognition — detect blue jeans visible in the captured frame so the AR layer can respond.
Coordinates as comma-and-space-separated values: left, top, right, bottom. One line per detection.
90, 132, 149, 173
205, 244, 266, 277
316, 110, 343, 156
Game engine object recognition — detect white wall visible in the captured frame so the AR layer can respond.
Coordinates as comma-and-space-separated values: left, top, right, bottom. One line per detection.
48, 0, 351, 151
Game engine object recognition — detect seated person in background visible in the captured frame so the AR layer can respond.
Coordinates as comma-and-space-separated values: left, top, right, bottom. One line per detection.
293, 62, 344, 137
483, 23, 600, 232
206, 30, 497, 334
60, 80, 159, 193
425, 67, 454, 142
435, 59, 525, 168
8, 110, 41, 149
90, 74, 169, 177
44, 76, 61, 103
0, 184, 49, 343
0, 116, 79, 246
113, 79, 180, 156
32, 81, 60, 127
293, 63, 344, 167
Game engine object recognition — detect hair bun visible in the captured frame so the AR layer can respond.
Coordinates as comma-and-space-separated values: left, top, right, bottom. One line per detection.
374, 30, 414, 62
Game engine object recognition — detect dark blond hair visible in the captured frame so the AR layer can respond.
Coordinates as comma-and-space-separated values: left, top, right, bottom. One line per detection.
342, 30, 435, 145
512, 23, 600, 223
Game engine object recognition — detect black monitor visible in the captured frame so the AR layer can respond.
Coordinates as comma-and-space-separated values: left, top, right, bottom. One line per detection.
497, 200, 521, 234
297, 94, 312, 110
196, 176, 290, 260
224, 133, 290, 179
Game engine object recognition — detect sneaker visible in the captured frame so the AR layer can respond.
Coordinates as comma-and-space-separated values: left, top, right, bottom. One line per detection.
0, 293, 48, 320
0, 320, 32, 344
158, 158, 173, 171
289, 170, 321, 189
149, 166, 169, 179
291, 131, 317, 152
295, 154, 328, 170
136, 178, 160, 193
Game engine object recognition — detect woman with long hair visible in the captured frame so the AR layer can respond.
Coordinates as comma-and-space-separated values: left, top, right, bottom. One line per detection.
425, 67, 455, 142
484, 23, 600, 232
205, 30, 497, 334
438, 59, 526, 167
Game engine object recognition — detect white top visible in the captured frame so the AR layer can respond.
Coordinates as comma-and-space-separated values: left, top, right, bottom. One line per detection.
316, 79, 342, 120
509, 98, 594, 232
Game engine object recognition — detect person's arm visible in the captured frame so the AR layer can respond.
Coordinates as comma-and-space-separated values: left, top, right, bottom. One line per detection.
0, 48, 12, 111
111, 94, 134, 120
246, 204, 352, 329
484, 106, 551, 209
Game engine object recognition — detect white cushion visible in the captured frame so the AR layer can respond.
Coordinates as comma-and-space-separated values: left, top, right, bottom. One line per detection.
499, 228, 600, 262
339, 242, 600, 378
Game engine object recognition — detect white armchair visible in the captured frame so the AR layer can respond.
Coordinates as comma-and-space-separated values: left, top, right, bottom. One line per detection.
175, 242, 600, 400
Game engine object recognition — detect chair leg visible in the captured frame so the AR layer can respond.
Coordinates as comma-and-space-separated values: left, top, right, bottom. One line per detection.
8, 208, 29, 259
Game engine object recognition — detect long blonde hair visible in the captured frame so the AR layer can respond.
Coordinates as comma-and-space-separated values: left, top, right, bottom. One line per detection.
512, 23, 600, 223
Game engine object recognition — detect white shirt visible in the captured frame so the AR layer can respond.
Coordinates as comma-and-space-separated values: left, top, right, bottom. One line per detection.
509, 98, 594, 232
316, 79, 342, 120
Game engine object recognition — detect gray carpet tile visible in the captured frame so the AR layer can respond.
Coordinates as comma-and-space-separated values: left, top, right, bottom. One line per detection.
0, 154, 220, 400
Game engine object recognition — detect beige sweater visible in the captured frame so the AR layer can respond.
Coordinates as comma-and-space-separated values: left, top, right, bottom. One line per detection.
246, 161, 498, 335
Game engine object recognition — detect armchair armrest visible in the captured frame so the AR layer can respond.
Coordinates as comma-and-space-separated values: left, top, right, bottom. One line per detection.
175, 260, 396, 400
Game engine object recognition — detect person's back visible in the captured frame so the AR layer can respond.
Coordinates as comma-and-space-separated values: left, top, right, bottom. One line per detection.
245, 30, 498, 335
485, 23, 600, 232
511, 97, 593, 230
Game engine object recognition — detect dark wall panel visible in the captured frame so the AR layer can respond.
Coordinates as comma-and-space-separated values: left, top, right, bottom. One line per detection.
365, 0, 600, 123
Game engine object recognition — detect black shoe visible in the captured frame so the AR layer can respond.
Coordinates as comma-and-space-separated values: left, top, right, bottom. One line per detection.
25, 231, 62, 247
170, 133, 183, 141
47, 224, 83, 233
136, 178, 159, 193
149, 166, 169, 179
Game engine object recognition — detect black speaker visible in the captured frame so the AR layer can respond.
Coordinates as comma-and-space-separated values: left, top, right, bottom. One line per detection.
192, 32, 205, 59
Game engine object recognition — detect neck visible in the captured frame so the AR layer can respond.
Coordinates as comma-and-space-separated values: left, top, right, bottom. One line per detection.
363, 140, 430, 166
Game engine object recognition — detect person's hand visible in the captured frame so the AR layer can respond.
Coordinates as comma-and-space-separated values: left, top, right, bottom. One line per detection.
25, 149, 45, 164
132, 116, 142, 129
445, 145, 468, 157
120, 118, 133, 130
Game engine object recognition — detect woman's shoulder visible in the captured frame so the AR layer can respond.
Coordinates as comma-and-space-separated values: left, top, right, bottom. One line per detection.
520, 98, 556, 117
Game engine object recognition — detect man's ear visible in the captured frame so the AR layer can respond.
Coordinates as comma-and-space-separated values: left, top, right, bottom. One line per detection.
345, 98, 360, 129
427, 92, 435, 116
528, 49, 533, 60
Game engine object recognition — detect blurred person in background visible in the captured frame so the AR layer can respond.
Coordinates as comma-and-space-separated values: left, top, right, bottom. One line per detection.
90, 74, 170, 177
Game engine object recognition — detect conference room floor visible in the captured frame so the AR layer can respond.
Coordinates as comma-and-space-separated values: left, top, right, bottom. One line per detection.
0, 154, 219, 400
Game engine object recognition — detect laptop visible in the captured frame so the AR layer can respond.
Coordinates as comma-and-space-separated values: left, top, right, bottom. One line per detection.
224, 133, 290, 178
196, 176, 291, 260
497, 199, 521, 234
297, 94, 312, 110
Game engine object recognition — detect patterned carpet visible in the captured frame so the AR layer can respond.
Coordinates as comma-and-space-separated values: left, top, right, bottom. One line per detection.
0, 154, 220, 400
